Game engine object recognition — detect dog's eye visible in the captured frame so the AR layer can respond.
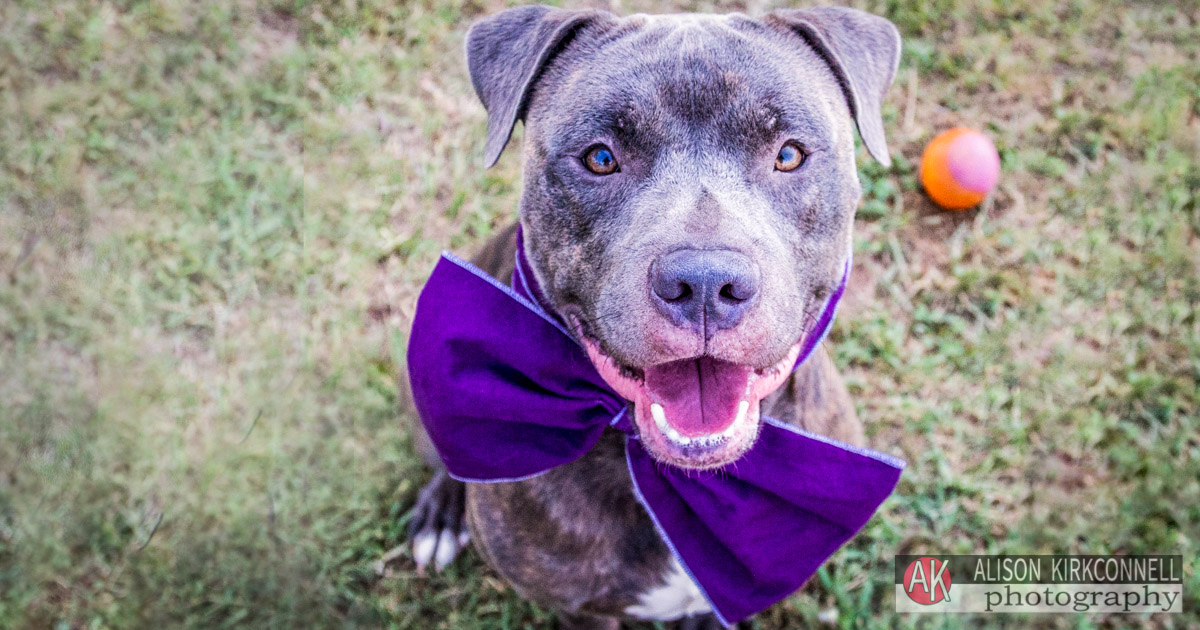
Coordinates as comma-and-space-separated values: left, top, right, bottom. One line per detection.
583, 145, 619, 175
774, 142, 807, 172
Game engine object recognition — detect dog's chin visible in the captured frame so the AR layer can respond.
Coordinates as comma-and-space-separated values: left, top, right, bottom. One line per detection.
578, 325, 802, 470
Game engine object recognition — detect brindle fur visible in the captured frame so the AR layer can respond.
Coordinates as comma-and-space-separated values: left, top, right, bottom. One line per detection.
411, 224, 862, 628
407, 5, 899, 628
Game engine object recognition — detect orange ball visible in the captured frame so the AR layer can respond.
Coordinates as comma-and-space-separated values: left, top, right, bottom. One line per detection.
919, 127, 1000, 210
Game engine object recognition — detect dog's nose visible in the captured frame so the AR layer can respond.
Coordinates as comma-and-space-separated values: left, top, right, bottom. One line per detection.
650, 249, 760, 335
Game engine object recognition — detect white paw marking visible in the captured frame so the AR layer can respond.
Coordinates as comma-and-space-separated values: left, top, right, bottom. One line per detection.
625, 557, 712, 621
412, 531, 437, 569
434, 528, 458, 570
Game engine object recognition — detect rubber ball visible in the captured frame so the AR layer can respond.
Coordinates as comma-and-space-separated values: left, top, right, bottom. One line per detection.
919, 127, 1000, 210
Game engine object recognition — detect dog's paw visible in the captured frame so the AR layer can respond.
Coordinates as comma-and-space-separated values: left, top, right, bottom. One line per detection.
408, 469, 468, 572
674, 614, 729, 630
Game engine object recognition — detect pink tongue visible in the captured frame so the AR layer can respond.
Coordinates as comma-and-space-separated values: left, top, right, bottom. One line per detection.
644, 357, 752, 437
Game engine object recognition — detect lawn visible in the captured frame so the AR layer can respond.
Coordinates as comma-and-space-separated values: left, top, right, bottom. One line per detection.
0, 0, 1196, 628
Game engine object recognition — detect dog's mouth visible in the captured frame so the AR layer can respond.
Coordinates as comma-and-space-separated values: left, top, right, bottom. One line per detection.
573, 317, 800, 469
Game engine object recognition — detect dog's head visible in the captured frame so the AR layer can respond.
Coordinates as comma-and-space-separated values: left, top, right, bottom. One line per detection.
467, 5, 899, 469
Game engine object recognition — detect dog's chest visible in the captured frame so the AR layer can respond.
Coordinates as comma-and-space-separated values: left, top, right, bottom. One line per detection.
625, 556, 712, 621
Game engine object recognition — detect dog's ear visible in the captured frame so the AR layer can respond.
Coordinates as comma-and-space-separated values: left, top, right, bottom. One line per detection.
765, 7, 901, 166
466, 5, 610, 167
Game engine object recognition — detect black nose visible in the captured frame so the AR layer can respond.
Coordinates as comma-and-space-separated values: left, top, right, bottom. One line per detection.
650, 249, 761, 336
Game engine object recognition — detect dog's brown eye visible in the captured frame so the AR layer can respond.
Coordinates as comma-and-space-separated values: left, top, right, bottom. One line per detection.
583, 145, 619, 175
775, 142, 806, 172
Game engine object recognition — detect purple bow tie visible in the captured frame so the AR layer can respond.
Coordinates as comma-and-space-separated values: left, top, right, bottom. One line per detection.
407, 233, 904, 626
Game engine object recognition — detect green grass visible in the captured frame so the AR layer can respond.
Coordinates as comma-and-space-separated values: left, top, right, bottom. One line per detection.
0, 0, 1196, 628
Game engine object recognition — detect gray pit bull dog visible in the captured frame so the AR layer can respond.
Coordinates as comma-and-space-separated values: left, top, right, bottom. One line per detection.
406, 4, 900, 628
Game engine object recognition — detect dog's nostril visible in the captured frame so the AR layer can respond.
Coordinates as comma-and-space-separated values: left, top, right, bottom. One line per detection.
650, 248, 761, 334
657, 281, 692, 302
718, 283, 746, 302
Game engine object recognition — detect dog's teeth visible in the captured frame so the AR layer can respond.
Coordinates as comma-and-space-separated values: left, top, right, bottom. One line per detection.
651, 403, 690, 445
651, 403, 677, 441
650, 401, 755, 449
651, 403, 668, 430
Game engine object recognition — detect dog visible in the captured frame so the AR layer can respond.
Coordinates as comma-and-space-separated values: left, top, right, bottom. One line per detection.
405, 4, 900, 628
